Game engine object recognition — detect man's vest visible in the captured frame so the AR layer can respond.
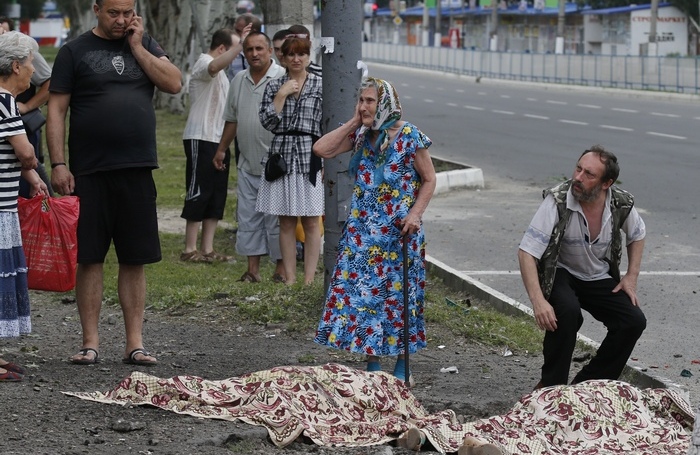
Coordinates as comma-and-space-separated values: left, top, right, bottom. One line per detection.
537, 180, 635, 299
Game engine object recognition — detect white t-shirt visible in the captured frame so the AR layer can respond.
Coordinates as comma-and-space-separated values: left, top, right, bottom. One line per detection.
519, 188, 646, 281
183, 53, 229, 143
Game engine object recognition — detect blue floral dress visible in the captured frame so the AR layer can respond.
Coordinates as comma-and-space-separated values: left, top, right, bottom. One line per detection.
315, 122, 431, 356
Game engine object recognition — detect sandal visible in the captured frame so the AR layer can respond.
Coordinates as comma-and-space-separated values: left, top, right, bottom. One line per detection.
71, 348, 99, 365
180, 251, 213, 263
122, 348, 158, 366
0, 361, 25, 375
0, 369, 22, 382
238, 271, 261, 283
202, 251, 234, 262
271, 273, 285, 283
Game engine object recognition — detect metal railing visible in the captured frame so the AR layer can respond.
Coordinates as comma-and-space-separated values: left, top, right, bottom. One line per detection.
363, 42, 700, 94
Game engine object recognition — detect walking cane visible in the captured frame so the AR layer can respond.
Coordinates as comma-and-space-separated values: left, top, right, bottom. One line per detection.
402, 234, 410, 387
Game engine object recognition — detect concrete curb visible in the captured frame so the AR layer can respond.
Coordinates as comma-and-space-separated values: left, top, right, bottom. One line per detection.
427, 171, 689, 398
433, 157, 484, 195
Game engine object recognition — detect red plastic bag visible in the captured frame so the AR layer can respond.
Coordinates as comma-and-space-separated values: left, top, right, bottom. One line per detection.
17, 196, 80, 292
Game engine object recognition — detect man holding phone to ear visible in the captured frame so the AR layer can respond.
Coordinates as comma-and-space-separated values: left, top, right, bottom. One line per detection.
47, 0, 181, 366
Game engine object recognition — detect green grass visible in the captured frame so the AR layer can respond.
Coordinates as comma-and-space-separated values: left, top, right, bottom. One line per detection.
39, 46, 59, 64
50, 107, 547, 357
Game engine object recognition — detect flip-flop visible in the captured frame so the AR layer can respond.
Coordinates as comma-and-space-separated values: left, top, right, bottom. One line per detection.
122, 348, 158, 366
271, 273, 285, 283
71, 348, 99, 365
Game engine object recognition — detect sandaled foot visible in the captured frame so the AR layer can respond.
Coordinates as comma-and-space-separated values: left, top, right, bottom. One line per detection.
271, 273, 285, 283
0, 361, 25, 375
396, 428, 425, 451
122, 348, 157, 366
180, 250, 213, 263
238, 271, 261, 283
0, 368, 22, 382
202, 251, 234, 262
71, 348, 99, 365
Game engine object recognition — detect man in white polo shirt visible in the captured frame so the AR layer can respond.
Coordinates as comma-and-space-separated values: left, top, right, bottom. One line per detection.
214, 31, 285, 282
518, 146, 647, 389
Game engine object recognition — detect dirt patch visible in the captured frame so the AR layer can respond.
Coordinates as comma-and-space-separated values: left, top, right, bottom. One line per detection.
1, 289, 544, 454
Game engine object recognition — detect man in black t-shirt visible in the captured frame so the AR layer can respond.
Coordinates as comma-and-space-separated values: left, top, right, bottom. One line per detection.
47, 0, 181, 366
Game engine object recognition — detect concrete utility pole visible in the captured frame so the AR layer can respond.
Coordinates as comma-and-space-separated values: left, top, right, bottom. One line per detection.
422, 1, 430, 46
320, 0, 362, 291
555, 0, 565, 54
649, 0, 659, 55
434, 0, 442, 47
490, 0, 498, 51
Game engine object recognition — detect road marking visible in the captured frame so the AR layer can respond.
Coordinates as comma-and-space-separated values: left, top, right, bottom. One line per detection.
559, 119, 588, 125
578, 104, 601, 109
424, 99, 434, 103
647, 131, 687, 140
612, 108, 638, 113
500, 95, 511, 98
600, 125, 633, 131
403, 95, 412, 99
651, 112, 680, 118
447, 102, 458, 107
478, 92, 487, 96
462, 270, 700, 276
695, 116, 700, 120
464, 105, 484, 111
456, 89, 465, 93
493, 109, 515, 115
524, 114, 549, 120
546, 100, 567, 105
526, 98, 537, 101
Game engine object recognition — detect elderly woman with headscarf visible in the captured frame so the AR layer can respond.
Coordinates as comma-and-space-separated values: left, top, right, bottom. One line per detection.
313, 77, 436, 381
0, 30, 47, 382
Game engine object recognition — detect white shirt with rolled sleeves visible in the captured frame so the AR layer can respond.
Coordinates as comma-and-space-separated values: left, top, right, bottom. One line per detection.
519, 187, 646, 281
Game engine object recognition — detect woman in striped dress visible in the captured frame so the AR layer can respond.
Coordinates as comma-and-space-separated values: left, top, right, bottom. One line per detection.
0, 30, 48, 382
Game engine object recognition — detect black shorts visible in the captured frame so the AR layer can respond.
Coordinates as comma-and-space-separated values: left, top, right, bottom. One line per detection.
180, 139, 230, 221
75, 168, 161, 265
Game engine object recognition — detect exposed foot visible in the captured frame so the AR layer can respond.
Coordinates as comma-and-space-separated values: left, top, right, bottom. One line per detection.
122, 348, 157, 366
71, 348, 99, 365
396, 428, 425, 451
458, 436, 502, 455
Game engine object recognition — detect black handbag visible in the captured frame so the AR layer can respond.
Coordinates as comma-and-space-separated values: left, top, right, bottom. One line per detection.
264, 152, 287, 182
21, 109, 46, 134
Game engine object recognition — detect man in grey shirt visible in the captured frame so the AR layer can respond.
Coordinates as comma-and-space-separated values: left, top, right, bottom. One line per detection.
214, 31, 285, 283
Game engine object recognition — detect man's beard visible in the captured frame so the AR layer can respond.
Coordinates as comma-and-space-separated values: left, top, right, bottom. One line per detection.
572, 180, 603, 203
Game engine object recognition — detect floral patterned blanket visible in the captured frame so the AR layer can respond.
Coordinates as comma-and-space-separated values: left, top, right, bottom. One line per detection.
64, 363, 694, 454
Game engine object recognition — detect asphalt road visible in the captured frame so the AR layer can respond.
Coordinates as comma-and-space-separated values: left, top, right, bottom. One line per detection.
365, 62, 700, 404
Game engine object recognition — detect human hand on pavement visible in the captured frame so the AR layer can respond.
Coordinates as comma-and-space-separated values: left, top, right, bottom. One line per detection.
613, 274, 640, 306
